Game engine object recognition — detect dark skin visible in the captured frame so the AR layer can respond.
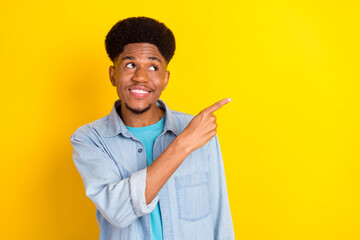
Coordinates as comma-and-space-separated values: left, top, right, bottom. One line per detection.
109, 43, 169, 127
109, 43, 230, 203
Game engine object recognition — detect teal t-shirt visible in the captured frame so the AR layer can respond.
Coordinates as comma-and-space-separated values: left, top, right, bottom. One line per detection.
126, 116, 165, 240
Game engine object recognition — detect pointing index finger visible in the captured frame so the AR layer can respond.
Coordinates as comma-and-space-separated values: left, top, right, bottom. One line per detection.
206, 98, 232, 113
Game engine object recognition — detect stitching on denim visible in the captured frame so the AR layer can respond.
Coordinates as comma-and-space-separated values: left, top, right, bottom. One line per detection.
174, 173, 210, 222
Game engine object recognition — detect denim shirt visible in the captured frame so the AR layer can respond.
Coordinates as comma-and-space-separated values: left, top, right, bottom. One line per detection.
71, 99, 235, 240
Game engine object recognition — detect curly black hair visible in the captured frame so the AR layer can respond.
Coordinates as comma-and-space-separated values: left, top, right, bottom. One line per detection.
105, 17, 176, 63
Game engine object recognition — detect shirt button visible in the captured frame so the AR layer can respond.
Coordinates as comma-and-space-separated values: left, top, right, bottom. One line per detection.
138, 148, 143, 153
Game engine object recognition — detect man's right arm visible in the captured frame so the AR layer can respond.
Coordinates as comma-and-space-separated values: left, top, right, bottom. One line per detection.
71, 130, 159, 229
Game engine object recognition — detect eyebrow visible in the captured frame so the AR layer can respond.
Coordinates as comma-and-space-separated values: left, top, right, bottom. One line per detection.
148, 57, 162, 63
121, 56, 135, 61
121, 56, 162, 64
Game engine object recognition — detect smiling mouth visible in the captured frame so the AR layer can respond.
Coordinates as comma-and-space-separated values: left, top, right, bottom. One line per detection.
128, 87, 152, 98
130, 89, 150, 94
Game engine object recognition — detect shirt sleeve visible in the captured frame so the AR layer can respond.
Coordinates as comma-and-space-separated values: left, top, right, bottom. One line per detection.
70, 128, 159, 229
208, 135, 235, 239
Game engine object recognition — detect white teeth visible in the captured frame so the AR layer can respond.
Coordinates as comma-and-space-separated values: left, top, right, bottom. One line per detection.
131, 89, 149, 94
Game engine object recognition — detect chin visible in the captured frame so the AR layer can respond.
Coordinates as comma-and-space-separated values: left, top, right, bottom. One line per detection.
125, 103, 151, 115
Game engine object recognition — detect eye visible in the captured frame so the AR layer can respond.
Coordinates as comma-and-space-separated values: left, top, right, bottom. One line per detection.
126, 63, 135, 69
149, 65, 158, 71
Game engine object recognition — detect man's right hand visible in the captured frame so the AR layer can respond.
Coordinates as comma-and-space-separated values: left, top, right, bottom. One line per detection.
177, 98, 231, 153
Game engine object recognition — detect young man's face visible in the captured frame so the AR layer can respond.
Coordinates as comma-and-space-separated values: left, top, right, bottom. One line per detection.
109, 43, 169, 115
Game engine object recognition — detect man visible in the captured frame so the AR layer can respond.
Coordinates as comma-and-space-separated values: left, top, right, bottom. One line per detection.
71, 17, 234, 240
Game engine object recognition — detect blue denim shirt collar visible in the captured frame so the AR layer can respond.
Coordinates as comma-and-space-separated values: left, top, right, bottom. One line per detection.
104, 99, 180, 138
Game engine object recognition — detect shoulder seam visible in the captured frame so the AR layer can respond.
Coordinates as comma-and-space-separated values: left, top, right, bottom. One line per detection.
170, 110, 194, 118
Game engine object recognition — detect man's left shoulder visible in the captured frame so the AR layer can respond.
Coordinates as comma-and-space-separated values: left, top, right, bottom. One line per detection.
169, 109, 194, 122
167, 109, 194, 132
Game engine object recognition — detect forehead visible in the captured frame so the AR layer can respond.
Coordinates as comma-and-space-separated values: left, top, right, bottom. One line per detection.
119, 43, 165, 60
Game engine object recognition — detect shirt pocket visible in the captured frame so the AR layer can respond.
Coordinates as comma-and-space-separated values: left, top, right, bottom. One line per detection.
174, 171, 210, 221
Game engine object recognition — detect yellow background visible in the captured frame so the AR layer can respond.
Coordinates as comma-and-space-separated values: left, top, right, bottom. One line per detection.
1, 0, 359, 239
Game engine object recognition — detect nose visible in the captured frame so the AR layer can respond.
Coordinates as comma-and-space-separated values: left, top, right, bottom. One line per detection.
132, 67, 148, 83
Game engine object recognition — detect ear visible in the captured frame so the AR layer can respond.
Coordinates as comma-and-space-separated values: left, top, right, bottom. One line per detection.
109, 65, 116, 87
163, 70, 170, 90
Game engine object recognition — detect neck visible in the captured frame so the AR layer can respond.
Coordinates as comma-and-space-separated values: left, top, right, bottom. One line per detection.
120, 103, 164, 127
